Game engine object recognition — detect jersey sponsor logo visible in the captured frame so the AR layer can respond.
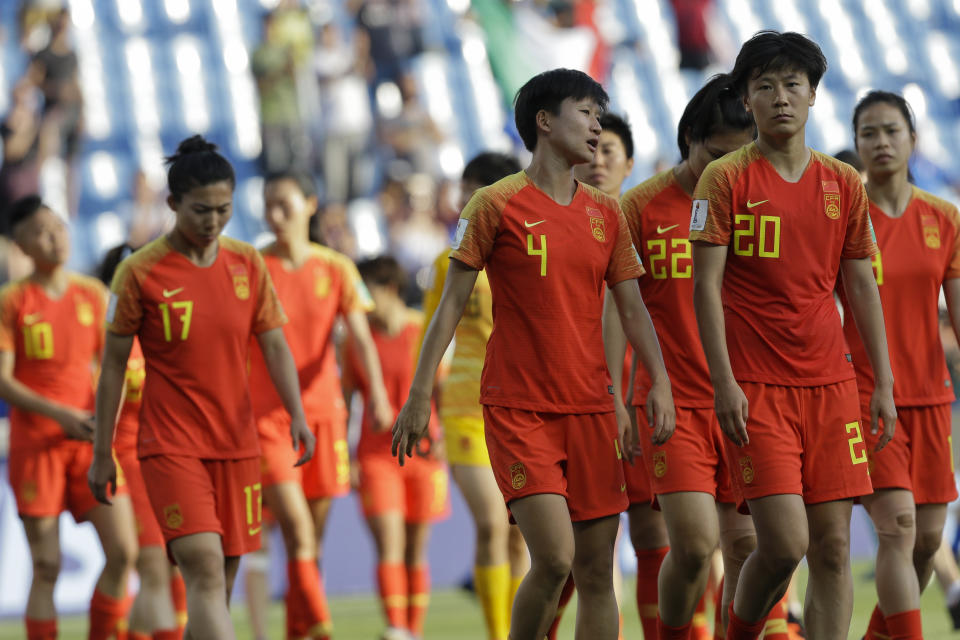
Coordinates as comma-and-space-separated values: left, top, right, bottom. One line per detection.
656, 224, 679, 234
23, 312, 42, 325
164, 504, 183, 529
162, 287, 184, 298
589, 216, 606, 242
746, 199, 768, 209
509, 462, 527, 490
76, 301, 94, 327
824, 193, 840, 219
452, 218, 469, 250
653, 451, 667, 478
690, 200, 707, 231
523, 219, 546, 228
740, 456, 754, 484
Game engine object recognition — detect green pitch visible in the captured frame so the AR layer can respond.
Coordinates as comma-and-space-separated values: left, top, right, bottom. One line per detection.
1, 562, 956, 638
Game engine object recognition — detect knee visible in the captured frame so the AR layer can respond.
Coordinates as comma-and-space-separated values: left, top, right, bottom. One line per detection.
475, 516, 508, 548
532, 548, 574, 586
756, 534, 807, 578
721, 530, 757, 566
32, 554, 61, 585
180, 553, 227, 593
669, 533, 718, 576
806, 530, 849, 575
280, 518, 315, 558
914, 528, 943, 564
103, 538, 137, 573
874, 509, 916, 553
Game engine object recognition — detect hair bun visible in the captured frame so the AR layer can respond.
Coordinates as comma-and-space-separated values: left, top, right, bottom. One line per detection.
165, 135, 218, 165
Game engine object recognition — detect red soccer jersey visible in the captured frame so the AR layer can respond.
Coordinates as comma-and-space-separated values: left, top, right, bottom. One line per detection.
841, 187, 960, 405
450, 171, 645, 413
346, 310, 440, 460
690, 143, 876, 386
248, 243, 372, 421
0, 274, 105, 450
108, 236, 287, 459
113, 337, 145, 455
622, 169, 713, 408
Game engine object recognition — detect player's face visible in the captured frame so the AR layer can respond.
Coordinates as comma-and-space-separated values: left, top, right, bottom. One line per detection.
168, 181, 233, 249
264, 178, 315, 242
743, 68, 816, 139
543, 97, 602, 165
459, 178, 483, 212
14, 207, 69, 268
855, 102, 916, 180
686, 128, 756, 181
575, 130, 634, 197
366, 282, 399, 322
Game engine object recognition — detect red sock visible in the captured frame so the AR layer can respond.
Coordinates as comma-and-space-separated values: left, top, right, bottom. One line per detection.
691, 590, 710, 640
407, 564, 430, 636
658, 616, 692, 639
636, 546, 668, 640
761, 596, 789, 639
89, 589, 130, 640
287, 559, 332, 638
377, 562, 408, 630
547, 574, 576, 640
714, 577, 726, 639
285, 576, 305, 639
170, 573, 187, 635
865, 604, 888, 640
885, 609, 923, 640
153, 631, 181, 640
26, 618, 57, 640
726, 603, 765, 640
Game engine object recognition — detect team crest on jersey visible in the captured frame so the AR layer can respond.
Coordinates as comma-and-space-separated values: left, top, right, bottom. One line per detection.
229, 264, 250, 300
164, 503, 183, 529
315, 273, 331, 298
589, 216, 606, 242
740, 456, 754, 484
76, 301, 95, 326
510, 462, 527, 490
653, 451, 667, 478
922, 215, 941, 249
20, 480, 36, 503
824, 193, 840, 220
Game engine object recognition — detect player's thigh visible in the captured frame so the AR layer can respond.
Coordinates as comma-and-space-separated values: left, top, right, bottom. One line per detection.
365, 510, 406, 561
570, 514, 620, 589
450, 463, 509, 533
745, 493, 808, 562
169, 531, 227, 585
224, 555, 241, 603
86, 494, 137, 562
308, 496, 334, 540
658, 491, 719, 555
509, 493, 575, 573
20, 515, 60, 573
137, 544, 173, 588
626, 502, 668, 550
908, 404, 958, 505
263, 481, 315, 555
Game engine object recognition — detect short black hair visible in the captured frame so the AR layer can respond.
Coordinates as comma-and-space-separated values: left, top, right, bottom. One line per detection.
3, 194, 45, 237
599, 113, 633, 160
852, 90, 917, 144
165, 135, 236, 201
98, 243, 136, 287
513, 68, 609, 151
731, 30, 827, 94
265, 170, 318, 199
833, 149, 864, 172
677, 73, 755, 160
356, 255, 406, 294
462, 152, 521, 187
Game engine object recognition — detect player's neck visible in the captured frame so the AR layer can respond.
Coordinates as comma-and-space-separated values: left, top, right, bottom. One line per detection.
371, 303, 406, 336
525, 153, 577, 206
166, 231, 219, 267
274, 235, 311, 268
29, 266, 68, 297
866, 170, 913, 218
756, 133, 810, 183
673, 161, 696, 196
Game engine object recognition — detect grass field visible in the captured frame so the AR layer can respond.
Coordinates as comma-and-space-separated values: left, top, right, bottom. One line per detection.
1, 561, 957, 639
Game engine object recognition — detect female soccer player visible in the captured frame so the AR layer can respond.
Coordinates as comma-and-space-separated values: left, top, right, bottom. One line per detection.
0, 195, 137, 640
345, 255, 449, 640
247, 171, 392, 638
691, 32, 896, 640
88, 135, 315, 639
393, 68, 675, 640
843, 90, 960, 640
421, 151, 529, 640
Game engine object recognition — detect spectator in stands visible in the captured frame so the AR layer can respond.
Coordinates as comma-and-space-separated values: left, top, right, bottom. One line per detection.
353, 0, 425, 83
0, 82, 43, 208
311, 202, 358, 259
389, 172, 447, 300
17, 0, 63, 55
378, 72, 444, 177
670, 0, 713, 70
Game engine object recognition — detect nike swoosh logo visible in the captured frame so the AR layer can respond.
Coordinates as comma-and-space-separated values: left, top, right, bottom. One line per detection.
23, 313, 41, 324
524, 220, 546, 228
620, 483, 626, 492
657, 224, 679, 234
746, 199, 769, 209
249, 526, 261, 536
162, 287, 184, 298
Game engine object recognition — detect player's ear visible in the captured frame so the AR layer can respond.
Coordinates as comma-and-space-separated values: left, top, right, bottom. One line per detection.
808, 85, 816, 107
166, 194, 179, 213
625, 157, 634, 175
742, 95, 751, 114
305, 194, 319, 219
536, 109, 551, 135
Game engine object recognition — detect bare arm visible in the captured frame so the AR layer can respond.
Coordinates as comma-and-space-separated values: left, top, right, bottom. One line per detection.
692, 242, 749, 446
392, 259, 478, 464
609, 279, 675, 445
88, 332, 133, 504
344, 309, 393, 431
602, 287, 636, 460
0, 350, 94, 440
256, 327, 315, 465
840, 257, 896, 449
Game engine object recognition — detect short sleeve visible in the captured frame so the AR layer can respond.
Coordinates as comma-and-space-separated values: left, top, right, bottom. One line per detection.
944, 205, 960, 279
620, 191, 644, 250
605, 208, 646, 286
0, 287, 18, 352
689, 161, 734, 245
252, 253, 288, 335
107, 262, 144, 336
450, 189, 500, 270
336, 256, 374, 316
841, 175, 878, 259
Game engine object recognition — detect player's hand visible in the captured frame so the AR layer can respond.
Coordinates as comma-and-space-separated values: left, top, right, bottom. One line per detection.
715, 379, 749, 446
615, 401, 635, 463
392, 394, 431, 466
55, 407, 95, 441
290, 416, 316, 466
370, 391, 394, 433
87, 450, 117, 505
870, 385, 897, 452
645, 379, 675, 445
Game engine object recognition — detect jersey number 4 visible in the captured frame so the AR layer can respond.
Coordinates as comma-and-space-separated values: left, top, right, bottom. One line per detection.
527, 234, 547, 277
159, 301, 194, 342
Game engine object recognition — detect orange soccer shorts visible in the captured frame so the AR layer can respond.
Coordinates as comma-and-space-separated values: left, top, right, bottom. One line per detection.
8, 439, 122, 521
726, 380, 873, 506
258, 410, 350, 499
358, 454, 450, 523
623, 451, 654, 506
115, 446, 164, 548
140, 455, 262, 558
862, 402, 957, 504
637, 405, 736, 504
483, 406, 628, 522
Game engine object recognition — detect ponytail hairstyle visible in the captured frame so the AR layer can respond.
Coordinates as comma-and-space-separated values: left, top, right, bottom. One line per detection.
164, 135, 236, 201
677, 74, 756, 160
